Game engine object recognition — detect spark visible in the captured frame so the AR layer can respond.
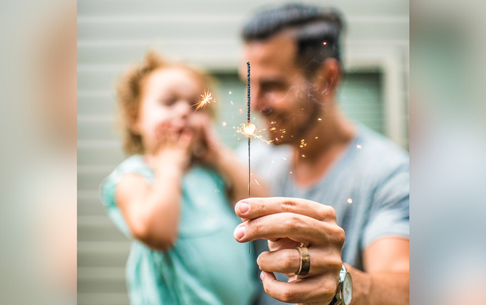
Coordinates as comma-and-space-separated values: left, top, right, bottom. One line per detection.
357, 145, 362, 149
270, 127, 276, 131
283, 157, 287, 160
290, 171, 293, 174
254, 179, 260, 186
230, 101, 234, 105
236, 122, 272, 144
271, 121, 276, 125
302, 154, 305, 158
347, 198, 353, 204
229, 91, 232, 94
193, 90, 214, 111
323, 41, 327, 45
242, 122, 256, 137
315, 136, 319, 139
222, 122, 227, 127
239, 108, 243, 114
318, 118, 322, 121
300, 139, 307, 148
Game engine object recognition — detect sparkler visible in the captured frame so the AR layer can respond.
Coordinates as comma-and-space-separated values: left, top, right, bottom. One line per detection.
246, 61, 251, 253
193, 90, 214, 111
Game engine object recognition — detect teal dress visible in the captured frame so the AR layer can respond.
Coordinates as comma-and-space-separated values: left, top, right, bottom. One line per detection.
100, 155, 258, 304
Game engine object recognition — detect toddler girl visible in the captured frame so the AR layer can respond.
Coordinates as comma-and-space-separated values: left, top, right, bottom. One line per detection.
100, 51, 266, 304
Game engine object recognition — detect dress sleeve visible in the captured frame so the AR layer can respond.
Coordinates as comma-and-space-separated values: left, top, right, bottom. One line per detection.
99, 157, 153, 238
362, 163, 410, 249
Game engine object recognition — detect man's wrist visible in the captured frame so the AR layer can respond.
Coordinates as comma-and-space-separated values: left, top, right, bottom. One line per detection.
329, 264, 353, 305
344, 264, 372, 305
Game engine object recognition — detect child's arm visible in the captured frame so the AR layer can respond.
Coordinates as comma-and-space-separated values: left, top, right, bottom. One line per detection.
194, 118, 269, 204
115, 129, 192, 251
214, 146, 269, 204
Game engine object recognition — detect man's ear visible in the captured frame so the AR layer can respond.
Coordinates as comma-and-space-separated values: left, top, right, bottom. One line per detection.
315, 58, 342, 95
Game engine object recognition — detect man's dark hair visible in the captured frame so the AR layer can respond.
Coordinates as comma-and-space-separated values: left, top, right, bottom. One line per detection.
242, 3, 344, 77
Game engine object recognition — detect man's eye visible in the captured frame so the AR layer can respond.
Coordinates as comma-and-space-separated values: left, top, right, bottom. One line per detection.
262, 82, 285, 92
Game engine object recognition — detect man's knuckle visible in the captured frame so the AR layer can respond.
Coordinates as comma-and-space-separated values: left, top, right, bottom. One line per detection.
320, 279, 338, 298
329, 257, 343, 272
283, 251, 297, 270
262, 282, 272, 295
253, 219, 264, 236
326, 206, 337, 220
289, 215, 307, 230
280, 288, 295, 302
336, 227, 346, 245
316, 205, 328, 220
255, 199, 265, 214
281, 199, 296, 212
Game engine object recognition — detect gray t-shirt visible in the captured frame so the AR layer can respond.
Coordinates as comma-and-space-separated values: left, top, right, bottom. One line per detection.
237, 125, 409, 305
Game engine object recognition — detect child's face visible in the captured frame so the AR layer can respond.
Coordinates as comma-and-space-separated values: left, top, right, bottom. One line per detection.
134, 67, 206, 154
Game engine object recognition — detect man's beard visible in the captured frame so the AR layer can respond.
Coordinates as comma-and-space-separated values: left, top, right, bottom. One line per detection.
271, 86, 322, 146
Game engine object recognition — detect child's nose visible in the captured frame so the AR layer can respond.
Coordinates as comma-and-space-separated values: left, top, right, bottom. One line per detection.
175, 100, 192, 118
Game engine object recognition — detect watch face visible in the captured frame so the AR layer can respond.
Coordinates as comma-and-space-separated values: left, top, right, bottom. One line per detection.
343, 273, 352, 305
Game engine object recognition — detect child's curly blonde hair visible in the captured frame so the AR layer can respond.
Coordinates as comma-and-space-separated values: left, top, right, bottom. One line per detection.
116, 50, 216, 155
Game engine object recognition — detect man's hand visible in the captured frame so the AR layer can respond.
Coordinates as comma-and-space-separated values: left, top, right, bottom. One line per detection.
234, 197, 345, 304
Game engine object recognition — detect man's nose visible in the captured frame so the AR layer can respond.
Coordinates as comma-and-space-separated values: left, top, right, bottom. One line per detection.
251, 87, 267, 112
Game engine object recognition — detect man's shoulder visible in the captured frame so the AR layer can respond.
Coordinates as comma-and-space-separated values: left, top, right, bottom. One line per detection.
359, 127, 408, 162
348, 126, 409, 182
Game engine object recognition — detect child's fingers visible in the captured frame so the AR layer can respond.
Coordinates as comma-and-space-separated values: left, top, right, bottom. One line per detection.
178, 128, 193, 150
167, 126, 179, 146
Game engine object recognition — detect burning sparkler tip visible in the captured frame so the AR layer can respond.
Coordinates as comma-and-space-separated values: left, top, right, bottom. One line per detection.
194, 90, 214, 111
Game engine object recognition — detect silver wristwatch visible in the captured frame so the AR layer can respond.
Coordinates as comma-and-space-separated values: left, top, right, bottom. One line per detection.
330, 264, 353, 305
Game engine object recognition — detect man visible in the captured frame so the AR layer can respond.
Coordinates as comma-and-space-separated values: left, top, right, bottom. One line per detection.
234, 4, 409, 305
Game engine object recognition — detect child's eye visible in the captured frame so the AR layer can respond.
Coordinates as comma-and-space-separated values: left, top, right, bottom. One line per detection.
161, 98, 176, 106
190, 100, 199, 110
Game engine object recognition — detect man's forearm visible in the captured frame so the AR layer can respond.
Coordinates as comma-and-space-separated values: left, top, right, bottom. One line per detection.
347, 264, 409, 305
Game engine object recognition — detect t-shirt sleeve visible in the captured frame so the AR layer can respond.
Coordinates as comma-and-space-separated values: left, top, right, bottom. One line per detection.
99, 158, 153, 238
362, 163, 410, 249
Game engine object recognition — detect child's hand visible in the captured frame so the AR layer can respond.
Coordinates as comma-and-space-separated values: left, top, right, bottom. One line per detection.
190, 114, 225, 169
147, 123, 193, 173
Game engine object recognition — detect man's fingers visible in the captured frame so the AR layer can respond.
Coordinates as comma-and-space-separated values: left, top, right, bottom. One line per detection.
258, 249, 302, 275
235, 197, 337, 222
257, 248, 342, 276
260, 271, 337, 304
233, 213, 345, 246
